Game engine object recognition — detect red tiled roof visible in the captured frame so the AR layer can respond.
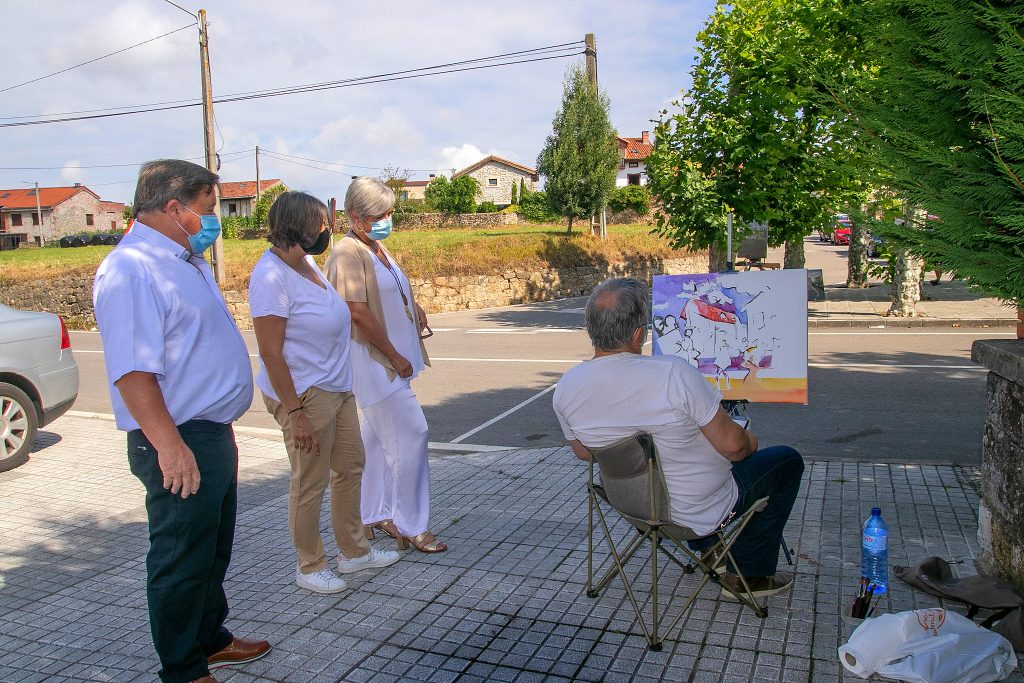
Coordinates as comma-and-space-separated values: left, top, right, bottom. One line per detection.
219, 179, 283, 199
0, 185, 99, 210
453, 155, 537, 178
100, 201, 125, 212
618, 137, 653, 161
404, 180, 430, 187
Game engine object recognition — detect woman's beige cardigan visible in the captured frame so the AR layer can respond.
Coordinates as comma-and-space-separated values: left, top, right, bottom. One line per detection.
324, 230, 430, 382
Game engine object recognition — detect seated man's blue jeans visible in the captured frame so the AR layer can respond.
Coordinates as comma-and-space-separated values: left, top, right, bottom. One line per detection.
689, 445, 804, 578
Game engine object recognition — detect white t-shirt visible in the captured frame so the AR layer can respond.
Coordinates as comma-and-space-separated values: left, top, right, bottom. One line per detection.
248, 251, 353, 402
553, 353, 737, 536
349, 255, 425, 408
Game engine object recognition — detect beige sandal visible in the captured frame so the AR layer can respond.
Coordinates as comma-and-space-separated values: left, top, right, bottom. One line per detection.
404, 531, 447, 553
364, 520, 409, 550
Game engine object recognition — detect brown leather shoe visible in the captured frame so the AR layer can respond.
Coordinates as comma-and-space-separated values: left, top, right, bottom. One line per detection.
208, 636, 271, 669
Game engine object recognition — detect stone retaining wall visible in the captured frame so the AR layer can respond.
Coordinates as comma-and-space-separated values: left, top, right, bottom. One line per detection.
3, 254, 706, 330
971, 339, 1024, 591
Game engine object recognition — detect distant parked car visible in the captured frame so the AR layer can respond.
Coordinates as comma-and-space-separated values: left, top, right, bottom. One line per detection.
831, 213, 853, 245
867, 233, 884, 258
0, 305, 79, 472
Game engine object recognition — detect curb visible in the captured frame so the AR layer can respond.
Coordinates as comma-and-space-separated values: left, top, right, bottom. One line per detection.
808, 317, 1017, 329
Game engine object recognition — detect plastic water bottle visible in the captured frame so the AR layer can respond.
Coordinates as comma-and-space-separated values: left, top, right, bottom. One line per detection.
861, 507, 888, 593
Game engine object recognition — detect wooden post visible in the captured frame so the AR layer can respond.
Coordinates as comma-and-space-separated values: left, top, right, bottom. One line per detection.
255, 145, 261, 210
34, 182, 44, 247
198, 9, 224, 285
585, 33, 597, 89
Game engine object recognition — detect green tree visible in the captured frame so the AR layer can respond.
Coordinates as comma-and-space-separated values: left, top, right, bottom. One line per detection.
510, 182, 518, 206
646, 0, 867, 270
536, 64, 619, 235
424, 175, 479, 216
519, 178, 528, 199
379, 165, 411, 212
251, 183, 288, 232
608, 185, 651, 215
849, 0, 1024, 311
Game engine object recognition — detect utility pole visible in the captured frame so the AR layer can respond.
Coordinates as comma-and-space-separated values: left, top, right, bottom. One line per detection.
198, 9, 224, 284
34, 182, 44, 247
255, 145, 261, 210
584, 33, 608, 240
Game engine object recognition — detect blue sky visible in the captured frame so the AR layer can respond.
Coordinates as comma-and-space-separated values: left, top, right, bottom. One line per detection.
1, 1, 715, 205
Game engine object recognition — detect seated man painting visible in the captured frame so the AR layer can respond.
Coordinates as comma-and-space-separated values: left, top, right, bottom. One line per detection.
553, 277, 804, 600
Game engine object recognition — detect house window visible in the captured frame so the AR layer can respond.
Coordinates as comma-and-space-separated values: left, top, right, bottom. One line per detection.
627, 174, 641, 186
400, 191, 409, 201
10, 213, 22, 227
488, 178, 498, 186
228, 203, 237, 216
86, 214, 94, 226
627, 161, 639, 168
111, 220, 117, 229
31, 213, 40, 225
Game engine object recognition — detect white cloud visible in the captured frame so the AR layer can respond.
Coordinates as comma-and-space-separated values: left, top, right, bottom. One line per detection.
60, 162, 82, 184
437, 144, 487, 175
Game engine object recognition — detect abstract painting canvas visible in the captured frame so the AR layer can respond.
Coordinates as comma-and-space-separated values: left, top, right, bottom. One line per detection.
652, 270, 808, 403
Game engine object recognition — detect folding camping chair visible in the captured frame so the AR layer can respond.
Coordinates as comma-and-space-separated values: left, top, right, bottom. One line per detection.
585, 432, 770, 650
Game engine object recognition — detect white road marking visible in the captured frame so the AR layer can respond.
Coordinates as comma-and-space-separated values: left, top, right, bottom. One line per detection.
807, 363, 983, 370
62, 411, 513, 452
432, 357, 581, 364
451, 383, 558, 444
466, 328, 578, 334
808, 331, 1012, 336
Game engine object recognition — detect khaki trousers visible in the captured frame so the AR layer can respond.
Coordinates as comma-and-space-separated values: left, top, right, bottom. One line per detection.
264, 386, 369, 572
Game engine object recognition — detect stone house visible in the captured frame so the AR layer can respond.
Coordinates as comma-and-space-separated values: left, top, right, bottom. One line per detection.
0, 184, 123, 246
616, 131, 653, 187
453, 156, 538, 206
219, 179, 285, 217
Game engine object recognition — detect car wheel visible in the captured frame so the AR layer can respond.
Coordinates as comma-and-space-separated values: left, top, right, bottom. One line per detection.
0, 382, 38, 472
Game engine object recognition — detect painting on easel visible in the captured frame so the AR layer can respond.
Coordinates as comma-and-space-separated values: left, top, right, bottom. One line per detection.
652, 270, 808, 404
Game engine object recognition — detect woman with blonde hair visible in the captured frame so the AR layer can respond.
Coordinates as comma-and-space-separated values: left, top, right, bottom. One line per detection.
325, 177, 446, 553
249, 190, 400, 593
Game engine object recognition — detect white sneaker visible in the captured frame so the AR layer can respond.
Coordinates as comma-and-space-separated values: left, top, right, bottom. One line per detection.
337, 548, 401, 574
295, 567, 347, 594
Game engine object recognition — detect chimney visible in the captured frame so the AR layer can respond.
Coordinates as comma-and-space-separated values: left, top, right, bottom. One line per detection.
74, 182, 81, 187
641, 131, 650, 144
429, 174, 435, 179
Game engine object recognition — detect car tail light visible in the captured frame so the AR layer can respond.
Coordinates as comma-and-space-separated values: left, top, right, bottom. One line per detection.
58, 316, 72, 350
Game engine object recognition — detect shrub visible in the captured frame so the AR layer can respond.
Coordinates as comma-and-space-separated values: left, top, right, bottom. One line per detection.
476, 201, 498, 213
221, 215, 246, 239
608, 185, 650, 215
517, 191, 559, 223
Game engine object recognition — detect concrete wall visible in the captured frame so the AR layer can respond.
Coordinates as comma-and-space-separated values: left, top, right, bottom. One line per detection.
971, 339, 1024, 591
2, 254, 706, 331
616, 161, 648, 187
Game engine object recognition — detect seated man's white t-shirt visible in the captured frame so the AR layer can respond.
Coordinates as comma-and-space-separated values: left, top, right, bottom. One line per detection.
553, 352, 737, 537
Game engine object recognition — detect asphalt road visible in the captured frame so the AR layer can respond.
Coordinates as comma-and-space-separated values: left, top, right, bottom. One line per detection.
64, 296, 1011, 465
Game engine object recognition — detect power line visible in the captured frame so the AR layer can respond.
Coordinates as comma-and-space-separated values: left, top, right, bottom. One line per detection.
161, 0, 197, 19
261, 150, 442, 174
0, 148, 254, 170
1, 42, 581, 121
0, 44, 583, 128
0, 23, 196, 94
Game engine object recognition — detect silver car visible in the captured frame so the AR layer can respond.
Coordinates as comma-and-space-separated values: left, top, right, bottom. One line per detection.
0, 304, 79, 472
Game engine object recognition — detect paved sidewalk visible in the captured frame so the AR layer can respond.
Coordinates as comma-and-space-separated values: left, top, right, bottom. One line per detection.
2, 415, 1022, 682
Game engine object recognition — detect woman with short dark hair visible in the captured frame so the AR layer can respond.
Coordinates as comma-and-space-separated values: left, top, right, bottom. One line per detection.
249, 191, 399, 594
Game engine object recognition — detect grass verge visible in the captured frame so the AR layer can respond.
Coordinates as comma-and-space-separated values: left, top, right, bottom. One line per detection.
1, 223, 699, 292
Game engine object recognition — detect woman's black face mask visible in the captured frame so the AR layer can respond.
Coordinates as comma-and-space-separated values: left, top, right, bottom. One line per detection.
302, 228, 331, 255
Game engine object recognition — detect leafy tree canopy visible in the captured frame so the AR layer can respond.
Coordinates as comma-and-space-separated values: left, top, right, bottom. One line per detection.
424, 175, 479, 216
647, 0, 868, 268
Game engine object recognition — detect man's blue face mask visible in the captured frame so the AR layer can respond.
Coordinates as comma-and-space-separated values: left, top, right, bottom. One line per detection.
174, 204, 221, 254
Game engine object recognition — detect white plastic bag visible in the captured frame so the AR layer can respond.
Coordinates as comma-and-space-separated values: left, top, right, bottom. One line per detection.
838, 608, 1017, 682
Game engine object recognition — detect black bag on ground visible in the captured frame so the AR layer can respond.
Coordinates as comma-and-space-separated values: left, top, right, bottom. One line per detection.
895, 555, 1024, 652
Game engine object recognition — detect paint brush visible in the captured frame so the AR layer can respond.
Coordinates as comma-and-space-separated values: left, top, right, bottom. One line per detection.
861, 583, 876, 619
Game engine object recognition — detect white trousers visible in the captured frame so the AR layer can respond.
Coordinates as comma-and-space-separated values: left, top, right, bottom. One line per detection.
359, 383, 431, 537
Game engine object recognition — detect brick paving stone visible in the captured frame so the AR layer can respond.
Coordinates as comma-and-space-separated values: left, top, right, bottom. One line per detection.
1, 417, 1023, 681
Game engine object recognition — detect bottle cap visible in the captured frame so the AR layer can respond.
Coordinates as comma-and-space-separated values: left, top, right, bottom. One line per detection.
871, 507, 881, 516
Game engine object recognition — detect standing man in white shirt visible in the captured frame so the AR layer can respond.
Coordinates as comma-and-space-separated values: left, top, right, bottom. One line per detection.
93, 160, 270, 683
553, 277, 804, 600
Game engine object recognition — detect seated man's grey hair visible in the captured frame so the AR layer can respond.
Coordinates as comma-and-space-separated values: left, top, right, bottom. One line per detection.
585, 277, 650, 351
344, 176, 395, 220
134, 159, 219, 215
